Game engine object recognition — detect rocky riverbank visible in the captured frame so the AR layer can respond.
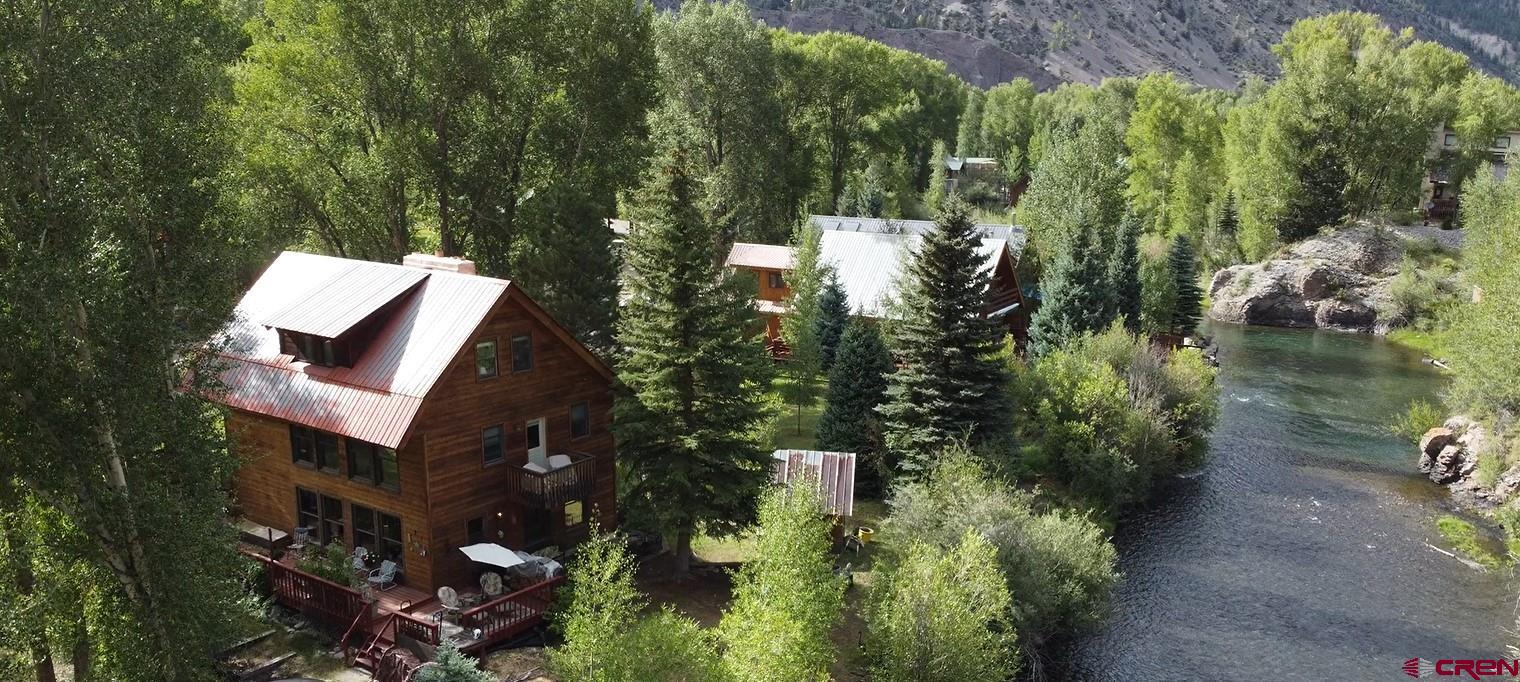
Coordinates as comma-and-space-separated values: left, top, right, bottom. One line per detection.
1418, 416, 1520, 511
1207, 225, 1463, 334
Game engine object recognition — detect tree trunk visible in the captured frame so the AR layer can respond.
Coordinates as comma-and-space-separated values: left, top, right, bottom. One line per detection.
672, 530, 693, 576
71, 619, 91, 682
435, 105, 457, 257
3, 514, 58, 682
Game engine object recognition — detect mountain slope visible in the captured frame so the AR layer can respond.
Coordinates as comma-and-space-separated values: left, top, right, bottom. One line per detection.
702, 0, 1520, 89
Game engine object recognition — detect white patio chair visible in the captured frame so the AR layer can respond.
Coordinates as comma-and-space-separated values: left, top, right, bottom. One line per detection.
367, 560, 398, 591
480, 571, 503, 597
547, 454, 573, 470
288, 527, 311, 554
350, 546, 369, 572
436, 586, 461, 622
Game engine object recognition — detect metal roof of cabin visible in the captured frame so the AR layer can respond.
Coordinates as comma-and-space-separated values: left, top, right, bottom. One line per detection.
817, 229, 1007, 319
808, 214, 1026, 253
772, 449, 856, 517
209, 252, 510, 448
726, 242, 795, 271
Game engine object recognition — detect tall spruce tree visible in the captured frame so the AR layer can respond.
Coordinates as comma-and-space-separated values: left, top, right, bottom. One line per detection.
815, 274, 851, 371
1027, 222, 1115, 357
878, 195, 1008, 474
613, 149, 773, 575
817, 319, 894, 496
1110, 213, 1143, 332
1168, 236, 1204, 336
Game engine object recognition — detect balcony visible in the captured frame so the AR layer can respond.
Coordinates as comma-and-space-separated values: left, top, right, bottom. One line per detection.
507, 451, 595, 509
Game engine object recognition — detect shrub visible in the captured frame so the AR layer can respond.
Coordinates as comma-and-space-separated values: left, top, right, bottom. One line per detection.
1388, 399, 1443, 444
297, 541, 356, 588
415, 643, 492, 682
1387, 256, 1459, 323
866, 532, 1017, 682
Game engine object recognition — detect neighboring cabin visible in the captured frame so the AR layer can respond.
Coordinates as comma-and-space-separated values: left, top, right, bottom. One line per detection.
726, 215, 1031, 350
1420, 124, 1520, 225
206, 251, 615, 593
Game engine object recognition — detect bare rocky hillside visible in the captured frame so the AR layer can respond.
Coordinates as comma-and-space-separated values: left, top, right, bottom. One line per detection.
665, 0, 1520, 89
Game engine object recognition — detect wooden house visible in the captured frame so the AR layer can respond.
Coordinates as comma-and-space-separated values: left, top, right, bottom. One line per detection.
207, 251, 615, 595
724, 242, 795, 342
726, 216, 1031, 349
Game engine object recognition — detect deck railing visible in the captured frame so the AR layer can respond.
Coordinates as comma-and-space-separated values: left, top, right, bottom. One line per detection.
458, 575, 565, 650
391, 609, 441, 646
507, 453, 595, 510
985, 288, 1021, 316
244, 550, 369, 634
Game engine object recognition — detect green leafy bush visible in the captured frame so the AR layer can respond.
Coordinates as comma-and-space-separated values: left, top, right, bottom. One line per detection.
1387, 256, 1460, 323
1388, 399, 1443, 444
297, 541, 356, 588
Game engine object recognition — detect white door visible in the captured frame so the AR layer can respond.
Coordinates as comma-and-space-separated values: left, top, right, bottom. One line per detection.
526, 418, 547, 467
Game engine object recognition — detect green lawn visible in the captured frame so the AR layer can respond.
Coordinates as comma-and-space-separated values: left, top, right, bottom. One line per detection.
771, 374, 825, 451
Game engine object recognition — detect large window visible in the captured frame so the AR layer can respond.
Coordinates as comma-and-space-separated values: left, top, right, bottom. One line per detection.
570, 402, 590, 439
564, 500, 585, 528
475, 340, 498, 379
296, 487, 319, 534
320, 494, 344, 545
466, 517, 484, 545
352, 504, 377, 554
511, 334, 533, 373
482, 425, 504, 465
379, 512, 403, 567
316, 432, 340, 472
768, 272, 784, 289
347, 438, 399, 492
290, 426, 316, 466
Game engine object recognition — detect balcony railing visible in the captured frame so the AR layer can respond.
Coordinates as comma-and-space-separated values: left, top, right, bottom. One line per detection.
507, 452, 595, 509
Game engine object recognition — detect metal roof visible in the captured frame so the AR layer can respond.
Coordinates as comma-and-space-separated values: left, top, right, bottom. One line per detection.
725, 242, 795, 271
809, 214, 1026, 254
772, 450, 856, 517
261, 264, 428, 338
210, 251, 510, 448
817, 230, 1007, 319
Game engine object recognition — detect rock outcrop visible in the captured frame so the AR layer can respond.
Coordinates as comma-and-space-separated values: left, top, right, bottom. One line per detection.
1418, 416, 1508, 509
1207, 226, 1461, 334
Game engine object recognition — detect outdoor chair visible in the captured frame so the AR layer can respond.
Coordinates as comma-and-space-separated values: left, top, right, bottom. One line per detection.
480, 571, 503, 597
436, 586, 461, 623
288, 527, 312, 554
367, 560, 398, 591
350, 546, 368, 572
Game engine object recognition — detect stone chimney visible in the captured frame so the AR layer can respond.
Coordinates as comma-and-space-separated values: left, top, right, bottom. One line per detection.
403, 253, 477, 275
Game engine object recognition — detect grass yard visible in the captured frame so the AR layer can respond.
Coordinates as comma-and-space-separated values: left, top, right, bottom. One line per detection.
772, 374, 825, 451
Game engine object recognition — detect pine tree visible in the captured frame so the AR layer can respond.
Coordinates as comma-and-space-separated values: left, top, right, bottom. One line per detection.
878, 195, 1008, 474
817, 319, 894, 496
814, 274, 850, 371
1110, 213, 1143, 332
1027, 222, 1114, 357
416, 643, 493, 682
1278, 136, 1348, 243
613, 149, 773, 575
1169, 236, 1204, 336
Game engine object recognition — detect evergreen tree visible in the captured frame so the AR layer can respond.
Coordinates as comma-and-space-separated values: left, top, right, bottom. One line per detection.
1168, 236, 1204, 336
415, 644, 492, 682
817, 319, 895, 496
878, 195, 1008, 474
613, 149, 773, 575
1027, 222, 1114, 357
814, 274, 851, 371
1202, 191, 1243, 270
1110, 213, 1143, 333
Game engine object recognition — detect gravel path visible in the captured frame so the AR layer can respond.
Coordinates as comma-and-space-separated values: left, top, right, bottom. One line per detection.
1392, 224, 1465, 250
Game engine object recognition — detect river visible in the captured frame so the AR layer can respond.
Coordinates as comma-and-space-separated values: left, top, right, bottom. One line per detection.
1060, 323, 1513, 681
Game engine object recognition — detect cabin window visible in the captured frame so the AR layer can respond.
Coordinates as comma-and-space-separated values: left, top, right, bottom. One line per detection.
475, 340, 498, 379
351, 505, 377, 554
347, 438, 399, 492
320, 494, 344, 545
570, 402, 590, 439
564, 500, 585, 527
378, 512, 403, 567
482, 425, 504, 465
290, 426, 316, 467
1499, 136, 1512, 149
296, 487, 319, 535
316, 432, 340, 473
466, 517, 484, 545
1445, 132, 1458, 146
511, 334, 533, 373
768, 272, 784, 289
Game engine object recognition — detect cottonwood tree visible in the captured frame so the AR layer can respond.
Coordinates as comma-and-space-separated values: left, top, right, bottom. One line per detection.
613, 150, 773, 575
1017, 112, 1127, 274
878, 196, 1007, 473
719, 486, 843, 681
0, 2, 250, 679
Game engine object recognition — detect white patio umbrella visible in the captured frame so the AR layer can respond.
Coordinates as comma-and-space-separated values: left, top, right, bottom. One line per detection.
458, 543, 527, 570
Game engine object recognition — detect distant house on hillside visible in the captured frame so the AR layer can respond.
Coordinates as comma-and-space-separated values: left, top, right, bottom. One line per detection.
725, 215, 1031, 351
1420, 124, 1520, 225
944, 155, 1020, 204
206, 251, 616, 595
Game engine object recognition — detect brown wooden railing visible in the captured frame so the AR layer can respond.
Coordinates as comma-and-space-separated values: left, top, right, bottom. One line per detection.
244, 550, 368, 634
459, 575, 565, 651
985, 288, 1021, 316
507, 454, 594, 510
392, 609, 440, 646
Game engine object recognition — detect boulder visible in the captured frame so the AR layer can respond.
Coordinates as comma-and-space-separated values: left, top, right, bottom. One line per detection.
1430, 444, 1466, 484
1420, 427, 1456, 458
1315, 300, 1376, 330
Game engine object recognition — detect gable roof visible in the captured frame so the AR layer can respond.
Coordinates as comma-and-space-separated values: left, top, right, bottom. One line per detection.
772, 449, 856, 517
818, 229, 1008, 319
725, 242, 795, 271
208, 252, 607, 448
809, 215, 1026, 254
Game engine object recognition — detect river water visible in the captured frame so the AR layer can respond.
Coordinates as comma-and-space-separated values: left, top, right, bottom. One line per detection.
1060, 323, 1513, 681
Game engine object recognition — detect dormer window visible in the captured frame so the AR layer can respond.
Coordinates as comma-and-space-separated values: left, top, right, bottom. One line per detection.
280, 330, 347, 367
263, 265, 428, 369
